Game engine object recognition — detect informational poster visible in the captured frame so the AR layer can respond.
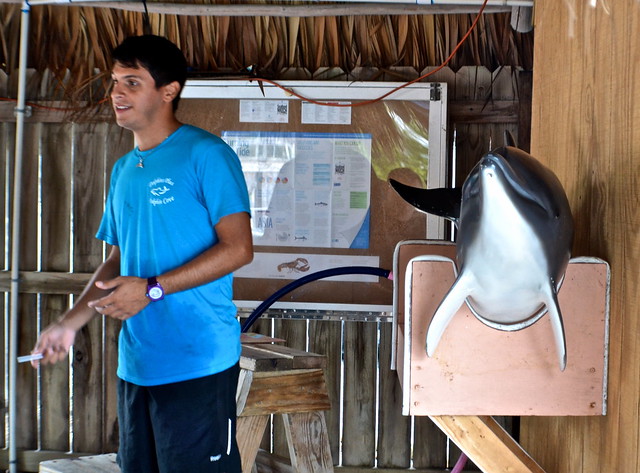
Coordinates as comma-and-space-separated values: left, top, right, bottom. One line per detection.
301, 101, 352, 125
239, 100, 289, 123
222, 131, 372, 249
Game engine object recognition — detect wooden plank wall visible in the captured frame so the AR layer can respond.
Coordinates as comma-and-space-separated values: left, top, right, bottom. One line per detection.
520, 2, 640, 472
0, 65, 527, 471
0, 121, 133, 459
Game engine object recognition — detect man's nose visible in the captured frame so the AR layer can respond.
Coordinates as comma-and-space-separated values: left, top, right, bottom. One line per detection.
111, 82, 124, 98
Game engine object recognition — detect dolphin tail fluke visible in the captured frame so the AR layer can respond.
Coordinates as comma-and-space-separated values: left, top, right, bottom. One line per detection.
426, 271, 473, 357
544, 282, 567, 371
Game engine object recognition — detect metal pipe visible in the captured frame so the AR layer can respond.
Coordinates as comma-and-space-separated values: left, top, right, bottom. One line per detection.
8, 3, 30, 472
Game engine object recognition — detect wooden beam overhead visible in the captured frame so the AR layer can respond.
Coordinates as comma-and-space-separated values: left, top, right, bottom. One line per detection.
0, 99, 520, 124
0, 0, 515, 17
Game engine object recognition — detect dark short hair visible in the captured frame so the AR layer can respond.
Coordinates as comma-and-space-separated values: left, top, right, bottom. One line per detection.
112, 35, 187, 111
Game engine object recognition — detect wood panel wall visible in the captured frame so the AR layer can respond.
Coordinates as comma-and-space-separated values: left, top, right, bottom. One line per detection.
520, 1, 640, 472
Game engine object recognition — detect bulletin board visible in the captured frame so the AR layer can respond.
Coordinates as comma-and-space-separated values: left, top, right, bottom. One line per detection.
178, 80, 448, 309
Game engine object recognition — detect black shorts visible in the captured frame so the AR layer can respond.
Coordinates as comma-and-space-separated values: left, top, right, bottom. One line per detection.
116, 363, 241, 473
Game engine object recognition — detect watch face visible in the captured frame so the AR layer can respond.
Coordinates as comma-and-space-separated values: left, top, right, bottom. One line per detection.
148, 286, 163, 300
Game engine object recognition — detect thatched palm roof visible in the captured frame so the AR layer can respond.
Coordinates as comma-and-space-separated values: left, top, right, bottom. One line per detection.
0, 1, 532, 104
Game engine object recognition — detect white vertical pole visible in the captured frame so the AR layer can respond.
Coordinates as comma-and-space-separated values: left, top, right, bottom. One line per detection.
8, 3, 31, 473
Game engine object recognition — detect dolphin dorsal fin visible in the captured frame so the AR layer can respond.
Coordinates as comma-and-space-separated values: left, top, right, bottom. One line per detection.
504, 130, 517, 148
389, 179, 462, 224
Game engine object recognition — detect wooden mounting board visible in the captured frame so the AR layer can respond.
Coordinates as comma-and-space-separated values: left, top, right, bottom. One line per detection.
394, 241, 610, 416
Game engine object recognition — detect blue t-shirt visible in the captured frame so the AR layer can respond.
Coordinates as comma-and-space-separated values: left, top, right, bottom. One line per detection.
96, 124, 250, 386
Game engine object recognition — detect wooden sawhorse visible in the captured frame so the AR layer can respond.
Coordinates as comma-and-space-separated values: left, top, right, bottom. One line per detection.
40, 343, 334, 473
236, 343, 334, 473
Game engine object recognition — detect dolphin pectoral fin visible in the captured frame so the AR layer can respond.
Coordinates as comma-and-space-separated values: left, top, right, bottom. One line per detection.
544, 282, 567, 371
426, 272, 473, 357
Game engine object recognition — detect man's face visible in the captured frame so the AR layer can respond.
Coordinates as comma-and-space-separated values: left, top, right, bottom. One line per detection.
110, 62, 169, 133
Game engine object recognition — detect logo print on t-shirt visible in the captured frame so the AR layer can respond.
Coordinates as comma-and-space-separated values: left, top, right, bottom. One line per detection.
151, 185, 170, 196
148, 177, 175, 206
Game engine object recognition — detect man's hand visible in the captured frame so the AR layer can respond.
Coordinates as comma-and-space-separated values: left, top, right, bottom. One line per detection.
32, 322, 77, 367
87, 276, 150, 321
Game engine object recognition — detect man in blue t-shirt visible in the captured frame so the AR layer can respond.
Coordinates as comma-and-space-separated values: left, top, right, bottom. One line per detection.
31, 35, 253, 473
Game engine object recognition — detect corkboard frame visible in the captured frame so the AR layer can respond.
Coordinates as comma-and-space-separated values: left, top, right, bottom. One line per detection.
178, 80, 448, 310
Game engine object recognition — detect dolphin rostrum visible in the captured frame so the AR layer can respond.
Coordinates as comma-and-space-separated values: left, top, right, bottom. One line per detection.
390, 134, 574, 370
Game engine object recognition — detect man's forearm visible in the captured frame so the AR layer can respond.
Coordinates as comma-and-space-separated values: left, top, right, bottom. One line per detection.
59, 249, 121, 331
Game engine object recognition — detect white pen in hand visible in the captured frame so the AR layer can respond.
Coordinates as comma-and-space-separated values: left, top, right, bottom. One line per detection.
17, 353, 44, 363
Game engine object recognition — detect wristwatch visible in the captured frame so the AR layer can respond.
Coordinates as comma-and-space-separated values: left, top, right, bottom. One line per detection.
146, 276, 165, 301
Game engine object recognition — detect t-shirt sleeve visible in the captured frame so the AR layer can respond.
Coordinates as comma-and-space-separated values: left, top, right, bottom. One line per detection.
95, 163, 121, 246
200, 141, 251, 226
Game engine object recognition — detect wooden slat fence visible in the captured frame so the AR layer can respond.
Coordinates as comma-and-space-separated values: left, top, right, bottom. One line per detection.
0, 65, 527, 472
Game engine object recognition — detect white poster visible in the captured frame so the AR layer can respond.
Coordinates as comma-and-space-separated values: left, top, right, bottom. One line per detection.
239, 100, 289, 123
222, 131, 372, 249
234, 252, 380, 282
301, 101, 352, 125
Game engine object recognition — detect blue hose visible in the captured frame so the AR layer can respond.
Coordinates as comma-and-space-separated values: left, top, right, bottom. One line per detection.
240, 266, 392, 332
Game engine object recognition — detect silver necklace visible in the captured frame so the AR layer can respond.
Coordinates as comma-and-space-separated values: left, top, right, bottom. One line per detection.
136, 151, 145, 168
135, 135, 169, 168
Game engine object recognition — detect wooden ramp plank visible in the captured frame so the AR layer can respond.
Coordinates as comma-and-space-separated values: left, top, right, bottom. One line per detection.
251, 343, 326, 370
430, 415, 545, 473
240, 345, 294, 372
40, 454, 119, 473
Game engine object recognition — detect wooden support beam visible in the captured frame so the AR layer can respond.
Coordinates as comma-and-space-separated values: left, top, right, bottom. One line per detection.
239, 370, 331, 417
0, 99, 519, 125
0, 101, 111, 123
0, 270, 91, 294
448, 100, 519, 123
0, 0, 516, 17
282, 412, 333, 473
237, 415, 270, 473
429, 415, 545, 473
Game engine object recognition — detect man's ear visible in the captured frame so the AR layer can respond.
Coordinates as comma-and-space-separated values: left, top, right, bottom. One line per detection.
162, 81, 181, 103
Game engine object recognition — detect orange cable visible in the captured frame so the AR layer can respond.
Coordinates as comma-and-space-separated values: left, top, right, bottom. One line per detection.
0, 0, 489, 112
242, 0, 490, 108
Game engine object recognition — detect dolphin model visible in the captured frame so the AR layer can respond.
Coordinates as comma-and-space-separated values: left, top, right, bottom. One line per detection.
390, 133, 574, 370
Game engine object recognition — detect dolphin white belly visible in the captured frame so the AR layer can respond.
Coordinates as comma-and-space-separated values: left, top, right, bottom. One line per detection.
461, 176, 551, 324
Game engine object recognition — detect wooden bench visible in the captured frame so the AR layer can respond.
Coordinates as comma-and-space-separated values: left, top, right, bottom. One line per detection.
40, 342, 334, 473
